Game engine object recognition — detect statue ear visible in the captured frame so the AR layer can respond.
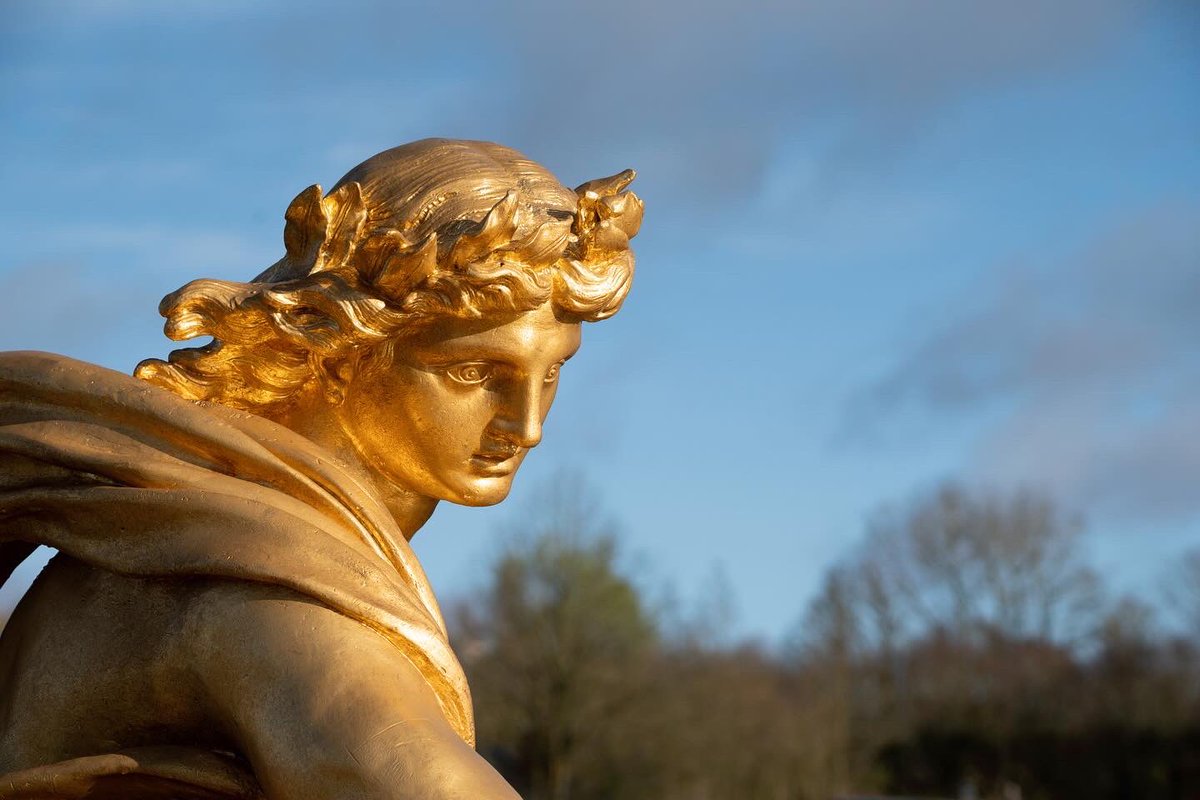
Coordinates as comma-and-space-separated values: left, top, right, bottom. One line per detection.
315, 355, 355, 406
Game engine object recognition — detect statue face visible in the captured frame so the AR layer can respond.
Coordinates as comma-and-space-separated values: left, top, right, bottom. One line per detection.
337, 302, 581, 508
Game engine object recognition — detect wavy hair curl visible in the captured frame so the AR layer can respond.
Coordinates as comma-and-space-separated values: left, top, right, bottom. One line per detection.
135, 139, 642, 412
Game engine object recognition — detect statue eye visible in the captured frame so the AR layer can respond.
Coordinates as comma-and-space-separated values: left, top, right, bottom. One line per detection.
445, 363, 493, 385
544, 363, 562, 384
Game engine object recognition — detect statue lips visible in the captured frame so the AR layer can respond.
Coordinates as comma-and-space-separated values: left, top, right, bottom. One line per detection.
470, 446, 523, 476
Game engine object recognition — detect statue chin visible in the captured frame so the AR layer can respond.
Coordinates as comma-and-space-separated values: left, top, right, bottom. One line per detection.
0, 138, 641, 799
454, 478, 519, 508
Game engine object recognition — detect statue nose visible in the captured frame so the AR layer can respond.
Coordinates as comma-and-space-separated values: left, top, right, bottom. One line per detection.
492, 380, 544, 449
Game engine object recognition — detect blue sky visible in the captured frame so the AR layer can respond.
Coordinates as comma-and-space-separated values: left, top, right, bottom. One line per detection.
1, 0, 1197, 641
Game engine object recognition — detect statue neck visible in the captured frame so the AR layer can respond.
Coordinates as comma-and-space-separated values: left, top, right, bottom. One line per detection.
265, 384, 438, 540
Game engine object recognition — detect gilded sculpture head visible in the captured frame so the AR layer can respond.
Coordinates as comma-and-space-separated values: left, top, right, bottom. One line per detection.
135, 139, 641, 507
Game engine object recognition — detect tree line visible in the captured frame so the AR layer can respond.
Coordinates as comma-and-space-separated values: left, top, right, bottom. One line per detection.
452, 480, 1200, 800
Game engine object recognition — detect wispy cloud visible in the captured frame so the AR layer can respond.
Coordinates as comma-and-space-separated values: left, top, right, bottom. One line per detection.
470, 0, 1141, 200
2, 0, 1160, 222
841, 200, 1200, 522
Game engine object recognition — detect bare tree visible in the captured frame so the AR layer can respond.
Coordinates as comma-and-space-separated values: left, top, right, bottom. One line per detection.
1164, 548, 1200, 642
848, 483, 1104, 646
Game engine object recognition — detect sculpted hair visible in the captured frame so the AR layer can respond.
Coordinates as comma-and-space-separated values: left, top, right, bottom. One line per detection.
135, 139, 642, 411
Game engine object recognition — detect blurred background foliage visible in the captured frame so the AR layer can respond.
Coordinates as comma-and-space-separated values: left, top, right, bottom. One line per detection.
449, 476, 1200, 800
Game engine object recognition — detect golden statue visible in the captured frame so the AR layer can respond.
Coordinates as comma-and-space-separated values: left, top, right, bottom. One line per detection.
0, 139, 642, 798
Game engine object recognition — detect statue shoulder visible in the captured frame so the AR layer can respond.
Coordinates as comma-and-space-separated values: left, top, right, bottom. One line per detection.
180, 580, 520, 799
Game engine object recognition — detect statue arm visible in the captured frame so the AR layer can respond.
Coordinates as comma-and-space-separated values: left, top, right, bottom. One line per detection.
182, 584, 519, 800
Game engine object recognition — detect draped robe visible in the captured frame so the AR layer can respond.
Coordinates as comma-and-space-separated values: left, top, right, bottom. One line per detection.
0, 352, 473, 798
